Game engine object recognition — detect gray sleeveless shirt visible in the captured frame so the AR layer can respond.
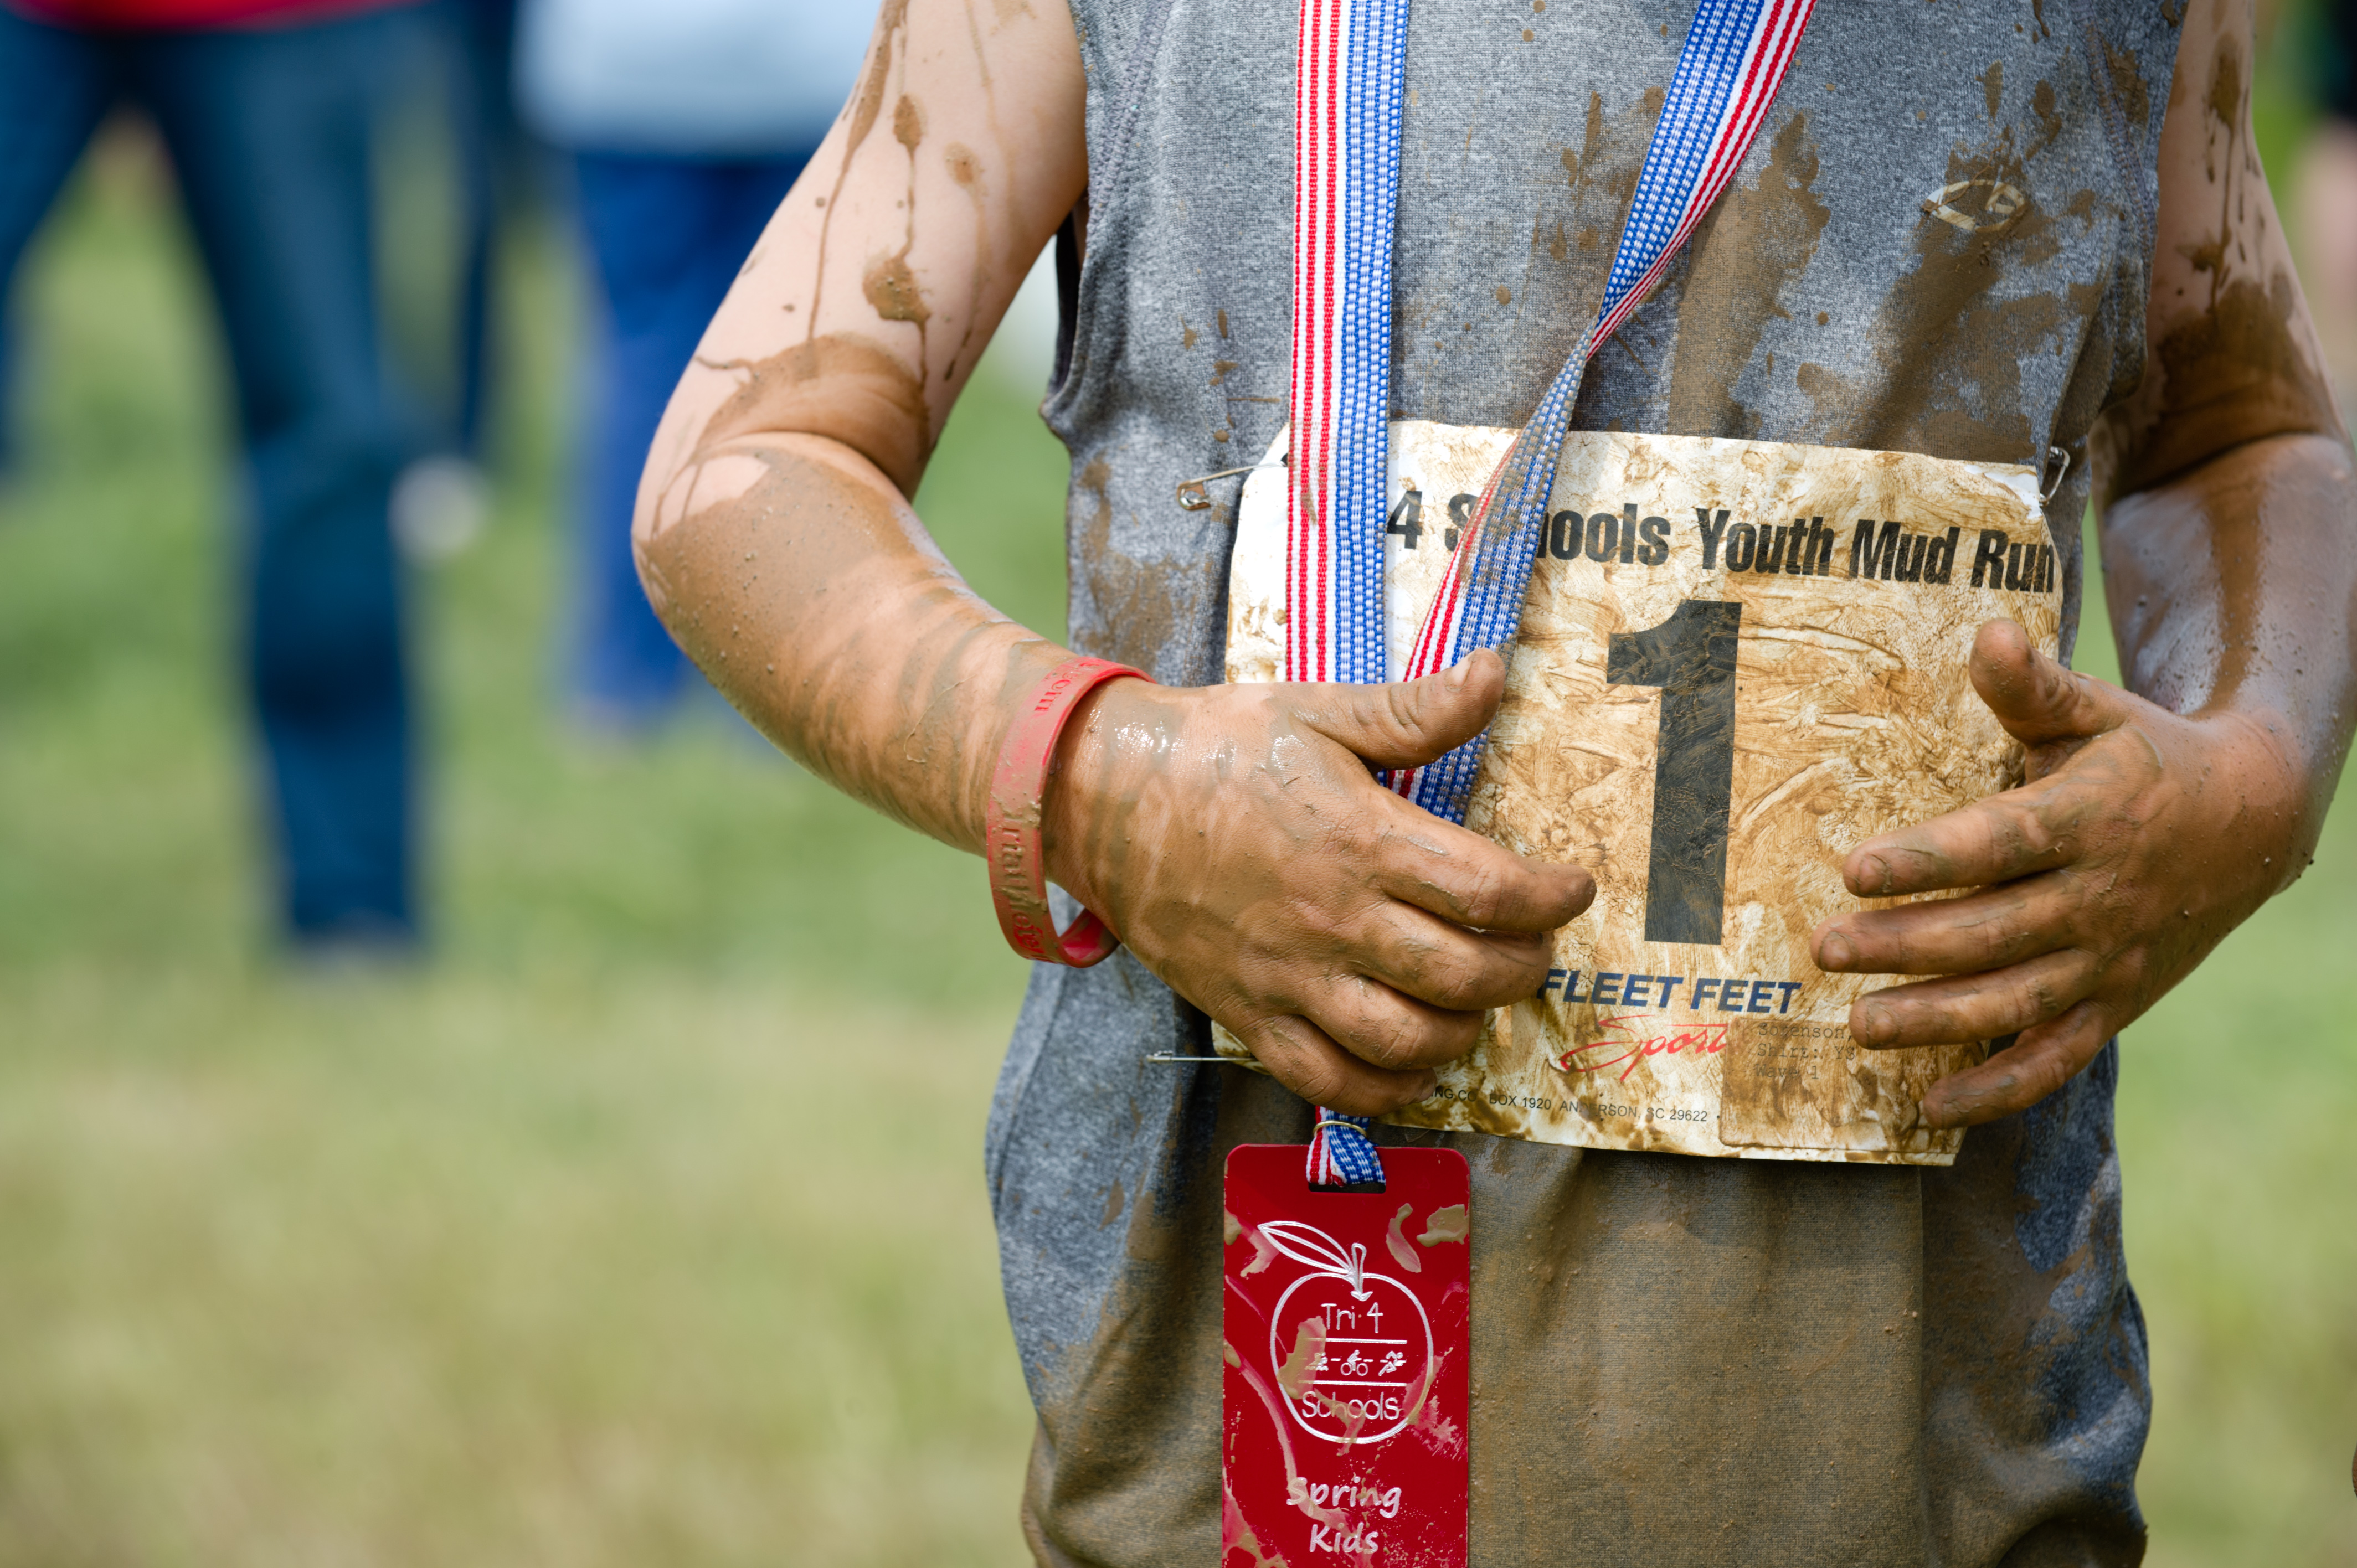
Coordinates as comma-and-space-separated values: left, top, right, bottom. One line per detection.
991, 4, 2179, 1564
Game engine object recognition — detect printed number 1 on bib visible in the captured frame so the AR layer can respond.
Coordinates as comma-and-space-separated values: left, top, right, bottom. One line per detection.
1609, 599, 1742, 945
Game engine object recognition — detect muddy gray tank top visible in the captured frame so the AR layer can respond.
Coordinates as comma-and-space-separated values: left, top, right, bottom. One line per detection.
991, 4, 2178, 1564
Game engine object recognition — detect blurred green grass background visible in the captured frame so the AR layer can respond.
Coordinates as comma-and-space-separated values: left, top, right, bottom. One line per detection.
0, 61, 2352, 1568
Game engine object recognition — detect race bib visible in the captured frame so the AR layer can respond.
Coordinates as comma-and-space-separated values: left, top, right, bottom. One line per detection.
1220, 424, 2064, 1165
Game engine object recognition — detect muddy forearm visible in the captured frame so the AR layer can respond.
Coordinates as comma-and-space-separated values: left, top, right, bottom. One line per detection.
634, 433, 1073, 852
2085, 2, 2357, 874
2099, 430, 2357, 874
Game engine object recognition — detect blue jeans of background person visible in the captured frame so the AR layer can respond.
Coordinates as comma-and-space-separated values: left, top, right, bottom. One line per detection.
0, 4, 419, 943
570, 151, 810, 726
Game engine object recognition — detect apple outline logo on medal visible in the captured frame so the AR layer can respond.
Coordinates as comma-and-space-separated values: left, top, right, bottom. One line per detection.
1259, 1220, 1437, 1446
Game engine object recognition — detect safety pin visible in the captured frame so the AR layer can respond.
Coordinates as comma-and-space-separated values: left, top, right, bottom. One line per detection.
1144, 1051, 1239, 1064
1175, 452, 1288, 512
2039, 445, 2071, 504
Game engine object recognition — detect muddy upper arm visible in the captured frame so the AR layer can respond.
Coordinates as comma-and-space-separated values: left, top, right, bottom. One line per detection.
638, 0, 1087, 507
2094, 0, 2344, 503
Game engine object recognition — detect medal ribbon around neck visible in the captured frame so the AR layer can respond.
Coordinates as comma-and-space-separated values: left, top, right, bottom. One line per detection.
1284, 0, 1411, 688
1285, 0, 1818, 811
1283, 0, 1815, 1178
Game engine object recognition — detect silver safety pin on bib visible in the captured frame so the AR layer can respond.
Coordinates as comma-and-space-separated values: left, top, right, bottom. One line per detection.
2040, 445, 2071, 504
1176, 453, 1288, 512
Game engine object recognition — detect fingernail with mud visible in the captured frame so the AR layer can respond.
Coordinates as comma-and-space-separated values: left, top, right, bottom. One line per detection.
1855, 853, 1890, 893
1817, 929, 1855, 969
1852, 1002, 1891, 1044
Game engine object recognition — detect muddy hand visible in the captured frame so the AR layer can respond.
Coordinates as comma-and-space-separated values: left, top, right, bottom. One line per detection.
1809, 620, 2307, 1129
1042, 648, 1596, 1116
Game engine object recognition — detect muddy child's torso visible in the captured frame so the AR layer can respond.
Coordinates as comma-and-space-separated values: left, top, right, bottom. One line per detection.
990, 3, 2179, 1563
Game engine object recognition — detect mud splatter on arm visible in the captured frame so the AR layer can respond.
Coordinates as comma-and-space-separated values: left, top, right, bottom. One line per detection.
2097, 0, 2345, 496
2092, 0, 2357, 867
630, 0, 1088, 853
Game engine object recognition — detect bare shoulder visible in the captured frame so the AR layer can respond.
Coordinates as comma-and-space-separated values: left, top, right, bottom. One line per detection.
639, 0, 1088, 511
2094, 0, 2344, 501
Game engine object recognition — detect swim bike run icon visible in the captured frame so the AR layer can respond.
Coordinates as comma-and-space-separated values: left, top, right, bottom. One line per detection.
1262, 1221, 1437, 1445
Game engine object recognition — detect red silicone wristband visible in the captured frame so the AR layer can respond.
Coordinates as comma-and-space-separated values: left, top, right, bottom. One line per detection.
985, 656, 1151, 967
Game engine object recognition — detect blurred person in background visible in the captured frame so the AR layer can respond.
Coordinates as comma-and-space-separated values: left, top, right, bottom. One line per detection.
0, 0, 435, 952
440, 0, 531, 468
514, 0, 868, 732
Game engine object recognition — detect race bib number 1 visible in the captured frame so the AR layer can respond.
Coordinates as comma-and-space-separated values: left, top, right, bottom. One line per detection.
1223, 425, 2065, 1165
1223, 1144, 1470, 1568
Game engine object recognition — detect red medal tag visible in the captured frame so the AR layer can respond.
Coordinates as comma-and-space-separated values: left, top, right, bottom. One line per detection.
1222, 1144, 1470, 1567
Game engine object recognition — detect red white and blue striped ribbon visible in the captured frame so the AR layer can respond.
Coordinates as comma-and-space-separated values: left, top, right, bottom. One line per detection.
1387, 0, 1816, 816
1284, 0, 1818, 818
1283, 0, 1814, 1174
1285, 0, 1411, 686
1308, 1108, 1384, 1189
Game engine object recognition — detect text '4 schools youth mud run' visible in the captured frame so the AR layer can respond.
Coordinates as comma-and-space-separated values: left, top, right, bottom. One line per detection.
1384, 493, 2061, 593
